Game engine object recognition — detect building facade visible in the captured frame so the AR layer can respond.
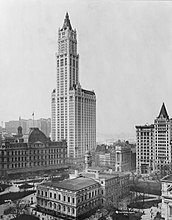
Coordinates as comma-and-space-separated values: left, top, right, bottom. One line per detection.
95, 141, 132, 172
136, 124, 154, 174
136, 103, 172, 174
33, 150, 130, 220
35, 169, 130, 220
154, 103, 172, 172
51, 13, 96, 159
83, 168, 130, 207
115, 144, 131, 172
5, 118, 51, 137
35, 177, 101, 220
161, 175, 172, 220
0, 127, 67, 177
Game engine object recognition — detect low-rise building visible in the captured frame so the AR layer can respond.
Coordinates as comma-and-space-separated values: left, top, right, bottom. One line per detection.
95, 141, 132, 172
115, 143, 131, 172
161, 175, 172, 219
35, 177, 101, 220
83, 167, 130, 207
33, 150, 130, 220
0, 127, 68, 178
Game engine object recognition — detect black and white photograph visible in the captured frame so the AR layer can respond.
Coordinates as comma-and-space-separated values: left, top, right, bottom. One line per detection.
0, 0, 172, 219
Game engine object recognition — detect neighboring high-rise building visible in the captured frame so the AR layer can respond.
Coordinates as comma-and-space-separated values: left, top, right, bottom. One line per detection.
51, 13, 96, 158
154, 103, 172, 172
136, 124, 154, 174
5, 120, 20, 134
136, 103, 172, 174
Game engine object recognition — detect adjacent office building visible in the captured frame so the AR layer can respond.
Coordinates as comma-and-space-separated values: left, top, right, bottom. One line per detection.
136, 124, 154, 174
51, 13, 96, 159
136, 103, 172, 174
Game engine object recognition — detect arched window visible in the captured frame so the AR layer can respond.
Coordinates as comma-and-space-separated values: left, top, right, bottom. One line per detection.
68, 207, 70, 213
63, 206, 66, 212
54, 203, 56, 209
58, 204, 61, 211
49, 202, 52, 208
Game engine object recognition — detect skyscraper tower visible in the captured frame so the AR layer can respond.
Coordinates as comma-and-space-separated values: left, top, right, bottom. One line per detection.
136, 103, 172, 174
154, 103, 171, 171
51, 13, 96, 159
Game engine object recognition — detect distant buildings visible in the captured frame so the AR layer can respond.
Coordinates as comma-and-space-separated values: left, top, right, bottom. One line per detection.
136, 103, 172, 174
0, 127, 67, 178
161, 175, 172, 219
5, 118, 51, 137
95, 141, 134, 172
51, 13, 96, 159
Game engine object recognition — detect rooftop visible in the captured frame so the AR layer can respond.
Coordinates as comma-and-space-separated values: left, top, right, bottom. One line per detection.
161, 174, 172, 182
61, 12, 72, 31
13, 214, 39, 220
157, 102, 169, 120
41, 177, 99, 191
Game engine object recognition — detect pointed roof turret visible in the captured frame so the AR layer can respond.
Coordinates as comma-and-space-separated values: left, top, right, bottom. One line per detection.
61, 12, 72, 31
158, 103, 169, 119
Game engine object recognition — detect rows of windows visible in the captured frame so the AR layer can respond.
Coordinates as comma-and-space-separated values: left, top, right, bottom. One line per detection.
38, 190, 76, 204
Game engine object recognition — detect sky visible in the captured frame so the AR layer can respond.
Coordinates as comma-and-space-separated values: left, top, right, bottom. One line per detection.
0, 0, 172, 142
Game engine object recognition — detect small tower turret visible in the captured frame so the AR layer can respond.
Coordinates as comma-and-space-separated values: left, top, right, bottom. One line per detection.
85, 150, 92, 172
17, 126, 23, 136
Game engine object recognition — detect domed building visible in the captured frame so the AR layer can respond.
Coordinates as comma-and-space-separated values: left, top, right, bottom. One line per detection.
0, 127, 68, 178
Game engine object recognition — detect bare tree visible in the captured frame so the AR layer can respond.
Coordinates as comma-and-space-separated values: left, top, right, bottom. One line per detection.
4, 199, 29, 218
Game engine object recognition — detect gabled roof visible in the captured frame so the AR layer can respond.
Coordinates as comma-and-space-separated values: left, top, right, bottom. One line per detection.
61, 12, 72, 31
157, 103, 169, 119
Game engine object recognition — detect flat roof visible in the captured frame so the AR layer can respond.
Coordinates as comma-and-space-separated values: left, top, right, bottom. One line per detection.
82, 171, 118, 180
41, 177, 98, 191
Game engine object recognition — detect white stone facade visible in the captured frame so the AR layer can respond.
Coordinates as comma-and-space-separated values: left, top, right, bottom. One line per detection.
161, 175, 172, 220
51, 13, 96, 159
136, 103, 172, 174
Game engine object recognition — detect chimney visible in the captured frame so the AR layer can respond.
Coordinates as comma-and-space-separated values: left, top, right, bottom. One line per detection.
95, 171, 99, 180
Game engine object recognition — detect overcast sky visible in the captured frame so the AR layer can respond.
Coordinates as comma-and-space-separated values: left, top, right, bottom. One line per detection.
0, 0, 172, 141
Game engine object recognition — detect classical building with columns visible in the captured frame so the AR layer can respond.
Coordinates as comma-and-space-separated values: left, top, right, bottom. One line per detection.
51, 13, 96, 159
33, 151, 130, 220
36, 176, 101, 220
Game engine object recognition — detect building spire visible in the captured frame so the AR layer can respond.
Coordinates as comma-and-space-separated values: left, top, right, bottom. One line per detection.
158, 102, 169, 119
61, 12, 72, 31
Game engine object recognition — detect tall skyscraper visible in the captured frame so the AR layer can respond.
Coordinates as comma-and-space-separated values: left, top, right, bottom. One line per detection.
136, 124, 154, 174
154, 103, 171, 171
51, 13, 96, 158
136, 103, 172, 174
